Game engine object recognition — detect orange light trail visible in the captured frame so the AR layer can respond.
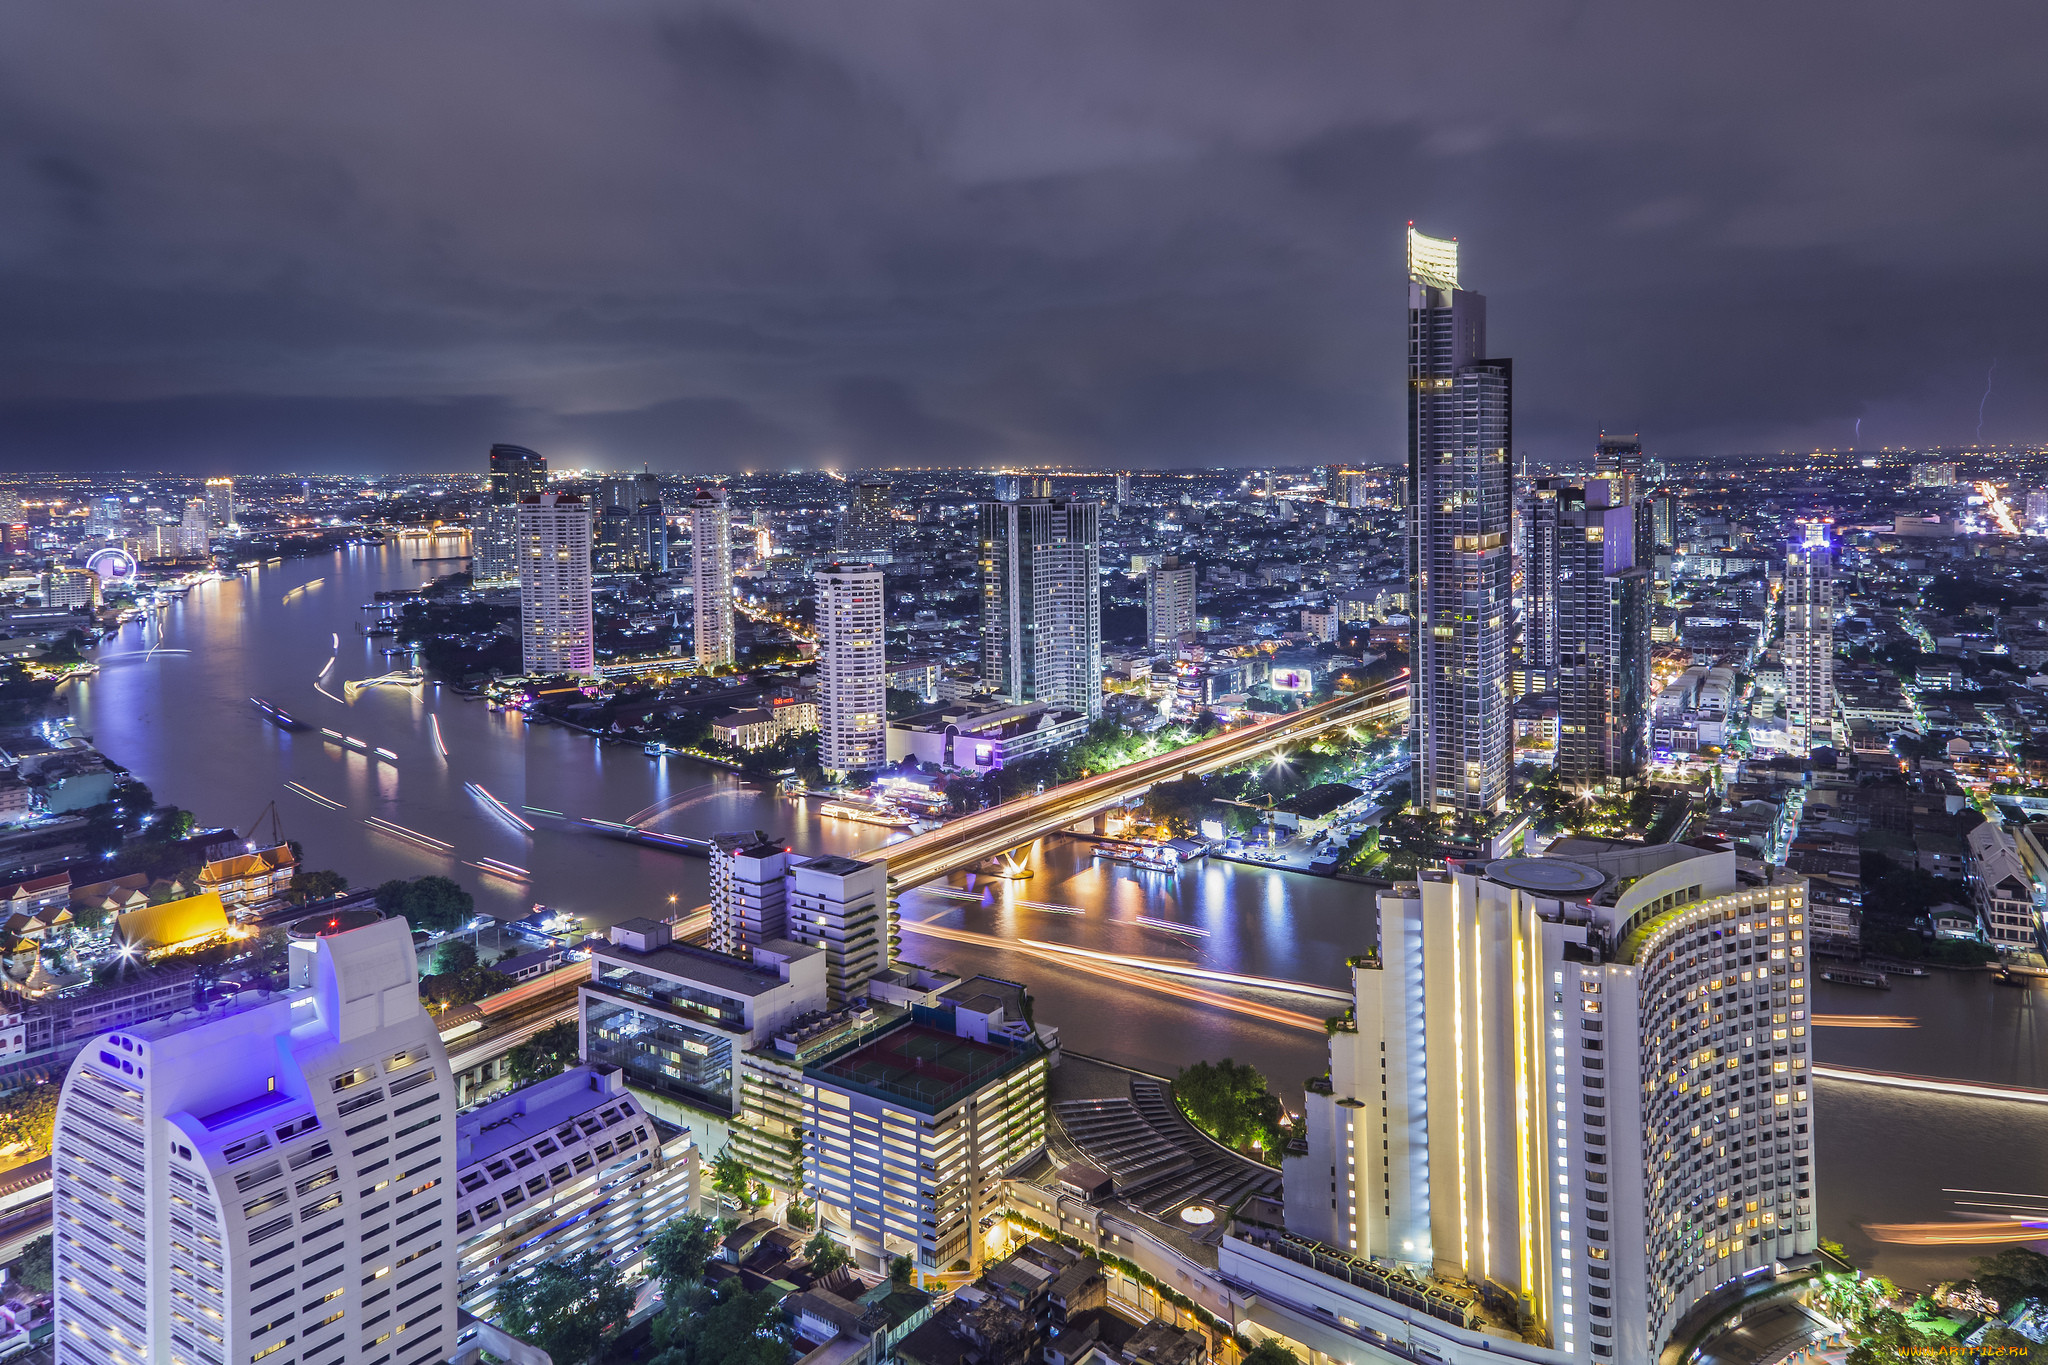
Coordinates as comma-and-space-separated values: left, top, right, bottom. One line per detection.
1811, 1015, 1917, 1029
1862, 1221, 2048, 1246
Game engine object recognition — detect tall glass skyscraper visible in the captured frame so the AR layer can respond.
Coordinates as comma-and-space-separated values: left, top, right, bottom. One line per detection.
979, 497, 1102, 719
1407, 228, 1513, 837
1784, 520, 1836, 753
1531, 476, 1650, 789
690, 487, 735, 668
476, 443, 548, 581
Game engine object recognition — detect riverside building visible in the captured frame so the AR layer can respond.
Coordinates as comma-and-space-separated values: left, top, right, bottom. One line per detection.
816, 563, 887, 778
52, 914, 459, 1365
516, 492, 594, 675
690, 487, 735, 668
1280, 841, 1816, 1362
1405, 227, 1515, 852
979, 496, 1103, 719
708, 833, 791, 957
475, 444, 547, 582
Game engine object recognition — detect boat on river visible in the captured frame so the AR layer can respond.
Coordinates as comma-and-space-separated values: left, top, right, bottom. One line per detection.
249, 697, 307, 730
819, 802, 915, 828
1820, 965, 1889, 989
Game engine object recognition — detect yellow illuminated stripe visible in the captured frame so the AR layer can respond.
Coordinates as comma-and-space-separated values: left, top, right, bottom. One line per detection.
1474, 903, 1489, 1282
1513, 899, 1532, 1299
1451, 880, 1469, 1273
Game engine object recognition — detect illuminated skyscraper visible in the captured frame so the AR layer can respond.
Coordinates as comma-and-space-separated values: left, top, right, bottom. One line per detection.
517, 492, 594, 675
690, 488, 735, 668
1531, 477, 1650, 789
1145, 555, 1196, 649
178, 498, 211, 557
1784, 521, 1836, 752
979, 497, 1102, 718
1284, 843, 1817, 1362
477, 443, 547, 581
836, 481, 893, 561
1406, 228, 1513, 841
203, 477, 234, 533
816, 562, 887, 776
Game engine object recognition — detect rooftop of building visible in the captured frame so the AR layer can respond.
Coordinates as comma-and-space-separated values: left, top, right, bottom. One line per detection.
795, 854, 876, 878
456, 1064, 632, 1168
807, 1016, 1039, 1114
591, 931, 819, 997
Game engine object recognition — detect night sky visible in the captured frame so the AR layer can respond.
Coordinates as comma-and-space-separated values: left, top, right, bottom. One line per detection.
2, 2, 2045, 474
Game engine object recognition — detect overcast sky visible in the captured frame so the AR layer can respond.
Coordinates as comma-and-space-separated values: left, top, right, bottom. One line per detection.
1, 2, 2044, 474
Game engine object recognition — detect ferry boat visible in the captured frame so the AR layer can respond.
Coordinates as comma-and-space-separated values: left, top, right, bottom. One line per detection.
1091, 839, 1180, 871
249, 697, 308, 730
819, 802, 916, 829
1819, 965, 1889, 989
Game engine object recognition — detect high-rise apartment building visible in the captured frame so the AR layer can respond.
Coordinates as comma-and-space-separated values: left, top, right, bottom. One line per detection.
44, 569, 98, 610
979, 497, 1102, 719
1283, 842, 1816, 1361
53, 914, 459, 1365
1114, 470, 1132, 508
1784, 520, 1836, 752
1651, 495, 1677, 552
517, 493, 594, 675
1530, 478, 1650, 789
88, 496, 125, 540
709, 832, 791, 957
836, 482, 894, 561
782, 854, 890, 1006
1912, 461, 1957, 489
817, 563, 887, 777
203, 478, 234, 533
179, 499, 211, 557
1144, 556, 1197, 649
1591, 432, 1655, 571
475, 444, 547, 581
690, 488, 734, 668
1406, 228, 1513, 839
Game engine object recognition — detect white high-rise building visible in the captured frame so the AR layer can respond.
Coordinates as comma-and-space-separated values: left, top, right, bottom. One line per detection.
816, 562, 886, 777
179, 499, 211, 557
979, 497, 1102, 719
517, 493, 594, 675
690, 488, 734, 669
1784, 520, 1835, 752
53, 914, 459, 1365
1282, 842, 1816, 1362
709, 832, 790, 957
782, 854, 890, 1007
1144, 556, 1196, 649
204, 478, 235, 534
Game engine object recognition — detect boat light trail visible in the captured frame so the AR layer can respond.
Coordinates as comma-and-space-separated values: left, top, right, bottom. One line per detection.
318, 658, 335, 680
314, 681, 344, 704
899, 918, 1323, 1031
1862, 1220, 2048, 1246
1135, 914, 1208, 937
522, 806, 565, 818
283, 781, 346, 811
1016, 939, 1350, 1001
464, 858, 532, 882
466, 783, 534, 832
1813, 1064, 2048, 1104
429, 713, 448, 759
364, 817, 452, 854
1811, 1015, 1917, 1028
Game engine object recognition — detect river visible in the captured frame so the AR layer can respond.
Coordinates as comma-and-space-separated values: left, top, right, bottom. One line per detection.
68, 540, 2048, 1289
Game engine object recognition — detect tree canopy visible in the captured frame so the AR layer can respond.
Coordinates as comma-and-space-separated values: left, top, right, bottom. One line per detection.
1174, 1058, 1284, 1158
494, 1250, 635, 1365
507, 1019, 580, 1086
373, 875, 474, 933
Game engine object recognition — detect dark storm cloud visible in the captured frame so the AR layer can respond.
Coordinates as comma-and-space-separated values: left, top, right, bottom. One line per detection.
0, 0, 2045, 473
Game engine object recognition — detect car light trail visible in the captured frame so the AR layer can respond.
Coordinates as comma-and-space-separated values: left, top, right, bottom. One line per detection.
364, 817, 453, 853
466, 783, 534, 831
1811, 1015, 1917, 1028
1814, 1064, 2048, 1104
1978, 481, 2021, 536
284, 781, 346, 811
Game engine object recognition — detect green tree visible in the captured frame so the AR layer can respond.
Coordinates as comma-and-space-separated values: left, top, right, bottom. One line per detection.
655, 1279, 791, 1365
646, 1214, 723, 1302
1974, 1247, 2048, 1307
494, 1250, 635, 1365
13, 1232, 51, 1294
373, 875, 474, 933
1174, 1059, 1283, 1158
889, 1255, 914, 1287
431, 939, 479, 976
1241, 1340, 1300, 1365
709, 1149, 755, 1207
804, 1231, 851, 1277
507, 1019, 579, 1086
0, 1082, 61, 1158
289, 869, 348, 905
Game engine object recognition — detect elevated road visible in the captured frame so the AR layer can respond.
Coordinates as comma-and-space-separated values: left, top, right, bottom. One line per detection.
858, 674, 1407, 889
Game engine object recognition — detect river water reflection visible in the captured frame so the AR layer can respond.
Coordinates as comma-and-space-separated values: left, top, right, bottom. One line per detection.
68, 541, 2048, 1288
